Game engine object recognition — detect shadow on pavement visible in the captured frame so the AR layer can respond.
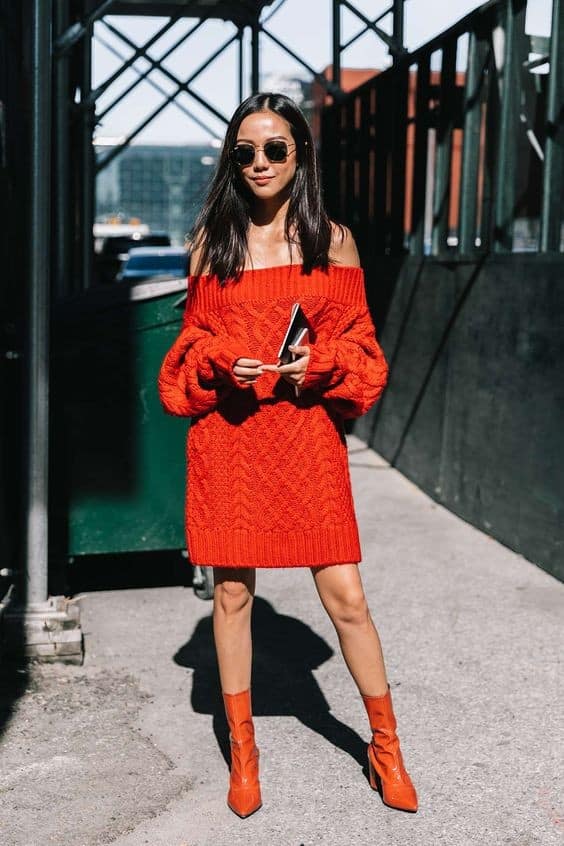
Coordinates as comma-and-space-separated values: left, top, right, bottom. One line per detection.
0, 658, 29, 742
174, 595, 369, 776
1, 552, 193, 741
65, 550, 193, 594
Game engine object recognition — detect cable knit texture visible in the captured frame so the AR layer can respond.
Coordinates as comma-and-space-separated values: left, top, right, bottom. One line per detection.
157, 264, 388, 568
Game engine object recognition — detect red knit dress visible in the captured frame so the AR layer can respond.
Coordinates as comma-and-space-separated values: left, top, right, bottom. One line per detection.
157, 263, 388, 568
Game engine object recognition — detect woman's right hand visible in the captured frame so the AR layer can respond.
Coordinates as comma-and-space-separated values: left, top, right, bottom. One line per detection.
232, 357, 264, 385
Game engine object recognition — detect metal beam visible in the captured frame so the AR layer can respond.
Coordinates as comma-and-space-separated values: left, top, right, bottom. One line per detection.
238, 26, 244, 102
372, 78, 390, 254
390, 64, 408, 252
409, 54, 430, 255
432, 38, 457, 255
341, 4, 394, 52
459, 27, 489, 254
26, 0, 52, 605
107, 0, 271, 26
540, 0, 564, 252
339, 0, 406, 58
87, 15, 182, 106
251, 19, 259, 93
102, 19, 235, 111
81, 24, 95, 291
94, 30, 219, 138
53, 0, 116, 56
357, 88, 371, 252
493, 0, 527, 252
96, 25, 236, 171
392, 0, 404, 63
54, 0, 71, 299
94, 18, 204, 120
260, 26, 338, 95
332, 0, 341, 91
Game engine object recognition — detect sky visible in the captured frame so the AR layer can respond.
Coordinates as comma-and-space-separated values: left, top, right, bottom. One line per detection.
92, 0, 552, 146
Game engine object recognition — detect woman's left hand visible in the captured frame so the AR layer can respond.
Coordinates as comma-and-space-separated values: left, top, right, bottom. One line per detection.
260, 344, 310, 389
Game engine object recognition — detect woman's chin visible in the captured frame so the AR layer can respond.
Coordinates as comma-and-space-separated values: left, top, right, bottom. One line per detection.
247, 181, 291, 203
248, 182, 276, 196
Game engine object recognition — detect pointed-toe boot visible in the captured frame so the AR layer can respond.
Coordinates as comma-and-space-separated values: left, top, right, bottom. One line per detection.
362, 684, 418, 812
222, 689, 262, 818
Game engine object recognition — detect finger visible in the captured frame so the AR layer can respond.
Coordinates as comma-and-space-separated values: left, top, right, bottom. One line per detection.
275, 361, 302, 374
235, 358, 263, 367
234, 365, 263, 376
288, 345, 310, 357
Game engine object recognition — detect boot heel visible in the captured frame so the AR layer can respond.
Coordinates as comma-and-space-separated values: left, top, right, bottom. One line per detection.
367, 747, 381, 792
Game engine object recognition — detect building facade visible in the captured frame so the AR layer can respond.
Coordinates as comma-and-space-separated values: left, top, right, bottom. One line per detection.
96, 144, 220, 245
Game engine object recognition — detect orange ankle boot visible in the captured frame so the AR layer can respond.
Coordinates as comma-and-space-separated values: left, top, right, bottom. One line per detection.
222, 689, 262, 818
362, 684, 418, 812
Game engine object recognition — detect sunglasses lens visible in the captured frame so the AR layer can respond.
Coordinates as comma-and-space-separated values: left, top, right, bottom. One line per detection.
232, 141, 292, 165
264, 141, 288, 162
232, 145, 255, 166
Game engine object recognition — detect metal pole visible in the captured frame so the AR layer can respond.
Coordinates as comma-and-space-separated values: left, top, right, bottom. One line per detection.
392, 0, 404, 63
540, 0, 564, 252
390, 64, 408, 253
81, 24, 94, 290
432, 38, 457, 255
238, 27, 244, 102
332, 0, 341, 91
251, 20, 260, 93
26, 0, 52, 606
54, 0, 70, 300
493, 0, 526, 253
459, 27, 488, 254
410, 55, 430, 255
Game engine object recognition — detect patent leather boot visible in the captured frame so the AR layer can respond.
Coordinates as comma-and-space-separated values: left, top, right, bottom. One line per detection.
222, 689, 262, 818
362, 684, 418, 812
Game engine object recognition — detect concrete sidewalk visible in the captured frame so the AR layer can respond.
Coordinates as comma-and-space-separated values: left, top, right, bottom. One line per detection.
2, 435, 563, 846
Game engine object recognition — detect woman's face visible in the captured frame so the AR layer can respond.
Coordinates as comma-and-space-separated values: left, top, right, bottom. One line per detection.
234, 110, 297, 202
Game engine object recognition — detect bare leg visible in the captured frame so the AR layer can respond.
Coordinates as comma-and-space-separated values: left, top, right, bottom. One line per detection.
213, 567, 256, 694
311, 563, 388, 697
311, 563, 418, 811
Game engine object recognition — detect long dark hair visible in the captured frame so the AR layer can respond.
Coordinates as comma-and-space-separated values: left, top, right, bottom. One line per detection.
189, 92, 338, 283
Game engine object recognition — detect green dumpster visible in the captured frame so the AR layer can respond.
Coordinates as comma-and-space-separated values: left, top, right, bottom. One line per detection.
52, 278, 189, 558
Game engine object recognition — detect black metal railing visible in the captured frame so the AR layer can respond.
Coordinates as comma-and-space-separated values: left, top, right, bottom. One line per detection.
321, 0, 563, 257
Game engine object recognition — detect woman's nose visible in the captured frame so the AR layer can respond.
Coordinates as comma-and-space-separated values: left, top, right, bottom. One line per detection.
253, 149, 269, 169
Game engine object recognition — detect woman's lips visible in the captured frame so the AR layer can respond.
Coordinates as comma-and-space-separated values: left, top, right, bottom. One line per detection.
252, 176, 273, 185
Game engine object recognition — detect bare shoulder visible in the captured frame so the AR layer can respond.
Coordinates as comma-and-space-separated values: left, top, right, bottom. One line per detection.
328, 221, 361, 268
187, 230, 210, 276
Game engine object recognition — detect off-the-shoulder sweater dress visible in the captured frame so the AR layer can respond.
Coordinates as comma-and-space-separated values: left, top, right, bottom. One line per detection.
157, 263, 389, 568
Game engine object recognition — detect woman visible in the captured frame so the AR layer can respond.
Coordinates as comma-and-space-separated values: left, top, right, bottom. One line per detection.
158, 92, 418, 818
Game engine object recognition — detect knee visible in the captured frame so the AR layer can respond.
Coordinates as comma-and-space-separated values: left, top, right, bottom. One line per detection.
329, 589, 370, 630
214, 579, 253, 617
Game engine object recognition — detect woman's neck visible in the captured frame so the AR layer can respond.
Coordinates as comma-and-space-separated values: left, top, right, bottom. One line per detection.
249, 193, 290, 229
246, 194, 299, 267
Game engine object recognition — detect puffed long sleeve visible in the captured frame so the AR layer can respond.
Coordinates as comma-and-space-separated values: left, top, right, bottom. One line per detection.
301, 302, 389, 419
157, 322, 247, 418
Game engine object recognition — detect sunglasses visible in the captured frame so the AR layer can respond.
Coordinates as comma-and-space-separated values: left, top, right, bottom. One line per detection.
231, 140, 297, 167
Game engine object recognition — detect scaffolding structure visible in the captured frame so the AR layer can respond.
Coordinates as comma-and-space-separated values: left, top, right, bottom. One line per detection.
322, 0, 563, 258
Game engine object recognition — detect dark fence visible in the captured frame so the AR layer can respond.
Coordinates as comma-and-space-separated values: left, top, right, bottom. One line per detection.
322, 0, 563, 257
320, 0, 564, 581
